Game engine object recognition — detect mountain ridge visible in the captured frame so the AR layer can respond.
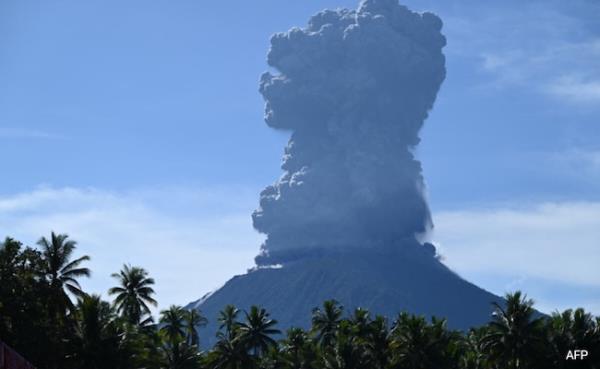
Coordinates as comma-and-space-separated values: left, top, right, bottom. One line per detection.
187, 241, 503, 349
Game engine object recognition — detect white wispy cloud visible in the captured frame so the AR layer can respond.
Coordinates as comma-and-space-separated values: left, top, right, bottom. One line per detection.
548, 76, 600, 103
0, 186, 262, 313
442, 2, 600, 105
2, 186, 598, 314
433, 201, 600, 313
478, 39, 600, 104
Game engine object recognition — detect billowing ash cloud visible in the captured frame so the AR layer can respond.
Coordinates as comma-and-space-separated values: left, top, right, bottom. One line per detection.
252, 0, 446, 256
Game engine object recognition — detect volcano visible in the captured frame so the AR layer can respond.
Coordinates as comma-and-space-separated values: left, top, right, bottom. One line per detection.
188, 0, 502, 347
189, 242, 501, 348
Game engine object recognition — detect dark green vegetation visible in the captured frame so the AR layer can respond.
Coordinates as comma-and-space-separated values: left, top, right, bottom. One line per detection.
1, 234, 599, 369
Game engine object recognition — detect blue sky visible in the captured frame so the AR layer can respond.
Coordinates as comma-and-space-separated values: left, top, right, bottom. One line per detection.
1, 0, 599, 315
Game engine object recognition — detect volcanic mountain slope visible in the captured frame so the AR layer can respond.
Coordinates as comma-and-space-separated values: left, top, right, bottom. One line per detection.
188, 242, 502, 349
187, 0, 504, 348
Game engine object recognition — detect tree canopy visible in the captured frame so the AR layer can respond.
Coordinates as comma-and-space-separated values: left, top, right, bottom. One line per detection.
1, 233, 599, 369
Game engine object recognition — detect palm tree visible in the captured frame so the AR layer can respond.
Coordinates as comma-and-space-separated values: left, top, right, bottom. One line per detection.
218, 304, 240, 341
71, 294, 120, 369
160, 305, 186, 345
323, 320, 369, 369
280, 327, 316, 369
350, 308, 371, 340
390, 313, 430, 369
364, 316, 390, 369
236, 305, 281, 357
311, 300, 343, 349
461, 327, 490, 369
109, 264, 157, 325
37, 232, 90, 308
209, 305, 248, 369
185, 309, 208, 347
163, 341, 202, 369
390, 313, 461, 369
481, 291, 545, 369
160, 305, 191, 368
546, 308, 599, 369
570, 308, 598, 350
210, 337, 251, 369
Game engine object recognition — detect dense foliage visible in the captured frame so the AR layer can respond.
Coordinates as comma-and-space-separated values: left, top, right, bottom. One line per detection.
1, 234, 599, 368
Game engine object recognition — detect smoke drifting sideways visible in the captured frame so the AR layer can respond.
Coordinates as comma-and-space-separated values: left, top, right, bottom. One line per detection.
252, 0, 446, 261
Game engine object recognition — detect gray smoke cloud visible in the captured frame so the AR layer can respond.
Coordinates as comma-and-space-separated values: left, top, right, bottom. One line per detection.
252, 0, 446, 257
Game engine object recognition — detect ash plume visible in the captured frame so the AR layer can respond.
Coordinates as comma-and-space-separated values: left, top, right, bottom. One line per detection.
252, 0, 446, 257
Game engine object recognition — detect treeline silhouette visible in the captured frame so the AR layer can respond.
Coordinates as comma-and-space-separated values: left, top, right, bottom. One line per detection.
1, 232, 598, 369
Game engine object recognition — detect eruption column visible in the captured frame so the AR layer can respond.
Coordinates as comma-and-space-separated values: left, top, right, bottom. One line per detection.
252, 0, 446, 260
